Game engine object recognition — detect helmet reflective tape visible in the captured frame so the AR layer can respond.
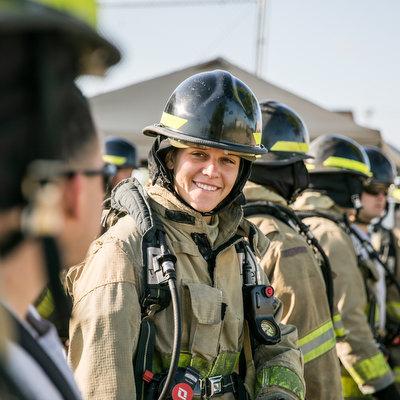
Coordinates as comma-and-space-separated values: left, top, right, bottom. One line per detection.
270, 141, 309, 153
162, 112, 262, 147
35, 0, 97, 27
253, 132, 262, 146
103, 154, 128, 167
160, 112, 188, 131
323, 156, 372, 177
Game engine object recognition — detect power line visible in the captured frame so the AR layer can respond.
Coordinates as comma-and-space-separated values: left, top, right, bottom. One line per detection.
98, 0, 256, 8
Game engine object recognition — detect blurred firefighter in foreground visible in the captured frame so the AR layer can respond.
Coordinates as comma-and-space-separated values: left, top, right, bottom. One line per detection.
293, 134, 400, 399
0, 0, 120, 398
356, 147, 400, 391
243, 101, 342, 399
66, 70, 306, 400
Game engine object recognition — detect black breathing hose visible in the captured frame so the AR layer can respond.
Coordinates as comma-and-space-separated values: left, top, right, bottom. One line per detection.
157, 235, 182, 400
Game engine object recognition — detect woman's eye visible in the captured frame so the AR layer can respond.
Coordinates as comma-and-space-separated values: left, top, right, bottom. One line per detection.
222, 157, 236, 165
192, 152, 206, 159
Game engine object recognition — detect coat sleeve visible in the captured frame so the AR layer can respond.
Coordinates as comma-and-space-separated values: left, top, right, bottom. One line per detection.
311, 220, 394, 395
252, 265, 305, 400
66, 238, 142, 400
384, 228, 400, 325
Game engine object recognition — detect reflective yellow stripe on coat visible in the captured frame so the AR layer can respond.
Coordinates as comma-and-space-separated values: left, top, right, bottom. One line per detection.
297, 319, 336, 363
347, 353, 391, 386
387, 301, 400, 322
333, 313, 347, 339
341, 375, 373, 399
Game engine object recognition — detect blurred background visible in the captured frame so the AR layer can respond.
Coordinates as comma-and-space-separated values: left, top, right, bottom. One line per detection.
78, 0, 400, 164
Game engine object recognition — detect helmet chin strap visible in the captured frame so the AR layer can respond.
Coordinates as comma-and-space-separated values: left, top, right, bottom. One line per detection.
351, 193, 367, 224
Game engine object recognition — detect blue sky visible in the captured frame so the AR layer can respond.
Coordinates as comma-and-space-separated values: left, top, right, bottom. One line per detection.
79, 0, 400, 148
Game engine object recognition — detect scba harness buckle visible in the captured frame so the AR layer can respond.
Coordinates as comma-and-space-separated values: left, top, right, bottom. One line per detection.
195, 374, 237, 398
206, 375, 223, 397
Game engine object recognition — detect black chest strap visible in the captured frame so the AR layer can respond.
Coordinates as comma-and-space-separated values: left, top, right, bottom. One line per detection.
244, 201, 334, 317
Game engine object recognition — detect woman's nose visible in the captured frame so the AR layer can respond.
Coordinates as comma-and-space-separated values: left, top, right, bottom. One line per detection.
202, 161, 219, 178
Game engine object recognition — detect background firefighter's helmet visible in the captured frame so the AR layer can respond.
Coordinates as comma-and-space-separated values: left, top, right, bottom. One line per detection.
249, 101, 311, 202
307, 134, 372, 209
143, 69, 266, 158
364, 146, 396, 186
256, 100, 311, 165
306, 134, 372, 178
1, 0, 121, 76
104, 137, 138, 169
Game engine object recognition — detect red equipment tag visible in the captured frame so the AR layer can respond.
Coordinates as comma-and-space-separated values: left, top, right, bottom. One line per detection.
172, 383, 193, 400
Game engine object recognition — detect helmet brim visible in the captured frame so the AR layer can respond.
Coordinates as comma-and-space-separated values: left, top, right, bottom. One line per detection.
143, 124, 267, 157
255, 151, 312, 166
0, 1, 121, 74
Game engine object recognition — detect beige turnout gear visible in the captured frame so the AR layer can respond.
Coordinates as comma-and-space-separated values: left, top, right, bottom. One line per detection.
293, 191, 394, 398
66, 183, 305, 400
372, 227, 400, 388
244, 182, 342, 399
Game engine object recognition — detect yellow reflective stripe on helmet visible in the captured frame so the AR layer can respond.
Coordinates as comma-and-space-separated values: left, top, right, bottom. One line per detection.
36, 0, 97, 27
323, 156, 372, 177
387, 301, 400, 322
36, 289, 55, 319
333, 313, 347, 338
160, 112, 188, 131
256, 366, 305, 400
103, 155, 127, 167
297, 319, 336, 363
253, 132, 262, 145
270, 141, 309, 153
347, 353, 391, 385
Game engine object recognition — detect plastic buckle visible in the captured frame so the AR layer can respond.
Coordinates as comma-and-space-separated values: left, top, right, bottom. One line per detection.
207, 375, 223, 397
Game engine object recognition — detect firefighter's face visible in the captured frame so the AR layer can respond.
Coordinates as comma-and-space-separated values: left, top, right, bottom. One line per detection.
359, 187, 388, 222
59, 138, 105, 266
167, 146, 240, 213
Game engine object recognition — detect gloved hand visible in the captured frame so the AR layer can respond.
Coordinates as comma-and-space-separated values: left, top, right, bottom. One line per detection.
373, 383, 400, 400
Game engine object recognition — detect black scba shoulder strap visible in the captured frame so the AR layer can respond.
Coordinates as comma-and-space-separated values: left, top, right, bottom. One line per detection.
110, 179, 181, 400
110, 178, 172, 314
244, 202, 334, 317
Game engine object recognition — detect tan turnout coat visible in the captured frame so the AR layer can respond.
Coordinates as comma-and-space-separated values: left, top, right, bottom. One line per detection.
66, 183, 305, 400
244, 182, 342, 400
293, 191, 394, 398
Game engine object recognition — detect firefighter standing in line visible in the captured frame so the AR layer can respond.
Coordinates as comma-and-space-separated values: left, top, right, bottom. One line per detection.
293, 134, 400, 399
103, 136, 138, 192
243, 101, 343, 399
0, 0, 120, 398
66, 70, 306, 400
357, 147, 400, 390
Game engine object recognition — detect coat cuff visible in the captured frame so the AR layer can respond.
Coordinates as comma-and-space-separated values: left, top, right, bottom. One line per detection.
255, 366, 305, 400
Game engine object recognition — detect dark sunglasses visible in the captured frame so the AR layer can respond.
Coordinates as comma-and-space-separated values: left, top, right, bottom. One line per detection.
364, 183, 389, 196
64, 164, 117, 191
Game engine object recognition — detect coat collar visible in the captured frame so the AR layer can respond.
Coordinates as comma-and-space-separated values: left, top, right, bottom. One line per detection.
146, 184, 268, 256
243, 182, 288, 206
